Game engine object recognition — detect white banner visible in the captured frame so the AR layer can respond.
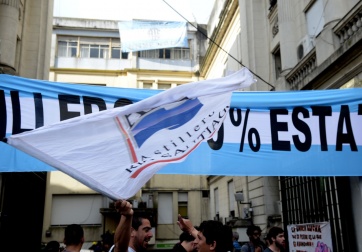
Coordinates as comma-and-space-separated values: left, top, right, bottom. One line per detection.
118, 20, 188, 52
7, 68, 255, 199
287, 222, 333, 252
1, 71, 362, 180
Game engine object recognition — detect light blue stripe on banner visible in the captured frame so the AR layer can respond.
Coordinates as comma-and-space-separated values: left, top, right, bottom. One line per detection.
0, 142, 55, 172
159, 142, 362, 176
0, 74, 161, 101
231, 88, 362, 112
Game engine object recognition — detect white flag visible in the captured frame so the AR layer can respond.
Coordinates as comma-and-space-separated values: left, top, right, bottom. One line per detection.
118, 20, 188, 52
8, 68, 255, 199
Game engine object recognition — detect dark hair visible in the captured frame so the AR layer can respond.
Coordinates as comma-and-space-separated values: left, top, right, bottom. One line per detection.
101, 231, 114, 245
132, 213, 152, 230
199, 220, 233, 252
179, 231, 195, 243
233, 231, 239, 240
246, 225, 262, 236
64, 224, 84, 246
266, 227, 284, 243
44, 240, 60, 252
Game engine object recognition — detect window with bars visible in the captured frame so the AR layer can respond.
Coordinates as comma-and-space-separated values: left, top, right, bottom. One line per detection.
280, 176, 357, 251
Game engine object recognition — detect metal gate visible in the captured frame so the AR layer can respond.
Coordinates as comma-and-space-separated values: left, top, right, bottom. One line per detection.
280, 176, 357, 252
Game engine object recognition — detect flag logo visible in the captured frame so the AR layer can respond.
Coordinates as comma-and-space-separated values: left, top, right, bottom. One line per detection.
115, 97, 228, 178
130, 98, 203, 147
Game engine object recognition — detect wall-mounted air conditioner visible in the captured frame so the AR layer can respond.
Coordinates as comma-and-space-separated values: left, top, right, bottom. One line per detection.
297, 35, 315, 60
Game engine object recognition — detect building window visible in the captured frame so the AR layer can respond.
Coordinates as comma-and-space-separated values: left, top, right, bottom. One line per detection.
273, 46, 281, 79
178, 192, 188, 218
305, 0, 324, 37
138, 49, 159, 58
57, 36, 124, 59
158, 83, 171, 90
58, 41, 77, 57
269, 0, 277, 10
111, 46, 121, 59
121, 52, 128, 59
214, 188, 219, 219
51, 194, 103, 225
138, 47, 190, 60
228, 180, 235, 216
158, 192, 173, 224
173, 47, 190, 59
80, 44, 109, 58
142, 82, 153, 89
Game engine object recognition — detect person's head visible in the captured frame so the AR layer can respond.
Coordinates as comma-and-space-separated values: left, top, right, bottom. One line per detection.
130, 215, 153, 252
64, 224, 84, 246
101, 231, 114, 251
246, 225, 262, 243
44, 240, 60, 252
266, 227, 285, 249
195, 220, 233, 252
179, 231, 196, 252
232, 232, 239, 241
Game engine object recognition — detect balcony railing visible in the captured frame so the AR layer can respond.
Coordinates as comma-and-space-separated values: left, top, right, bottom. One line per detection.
286, 48, 317, 89
333, 1, 362, 45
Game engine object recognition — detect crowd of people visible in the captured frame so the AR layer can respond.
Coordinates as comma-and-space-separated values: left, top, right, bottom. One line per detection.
43, 200, 286, 252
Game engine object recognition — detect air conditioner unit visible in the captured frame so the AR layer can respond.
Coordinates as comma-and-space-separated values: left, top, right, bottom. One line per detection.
297, 35, 314, 60
234, 191, 244, 202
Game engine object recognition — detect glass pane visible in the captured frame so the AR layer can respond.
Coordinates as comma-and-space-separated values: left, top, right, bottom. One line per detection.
178, 205, 188, 218
70, 47, 77, 57
100, 47, 109, 59
58, 41, 67, 57
158, 193, 173, 224
165, 49, 171, 59
80, 44, 90, 58
90, 45, 99, 58
159, 49, 164, 58
111, 47, 120, 59
178, 192, 188, 202
174, 48, 181, 59
183, 49, 190, 59
121, 52, 128, 59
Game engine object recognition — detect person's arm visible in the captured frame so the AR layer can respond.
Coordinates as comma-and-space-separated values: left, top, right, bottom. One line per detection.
113, 200, 133, 252
176, 214, 198, 238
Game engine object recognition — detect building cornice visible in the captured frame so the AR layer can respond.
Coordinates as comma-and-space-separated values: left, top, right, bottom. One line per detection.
50, 67, 196, 78
0, 0, 19, 8
199, 0, 239, 77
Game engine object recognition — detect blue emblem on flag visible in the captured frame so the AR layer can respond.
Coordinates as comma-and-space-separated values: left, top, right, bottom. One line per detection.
131, 98, 203, 147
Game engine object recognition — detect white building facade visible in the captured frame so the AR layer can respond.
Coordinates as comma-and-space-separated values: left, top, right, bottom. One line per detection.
0, 0, 54, 251
43, 16, 211, 250
202, 0, 362, 251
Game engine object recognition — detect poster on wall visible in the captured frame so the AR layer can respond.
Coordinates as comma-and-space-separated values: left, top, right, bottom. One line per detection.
287, 222, 333, 252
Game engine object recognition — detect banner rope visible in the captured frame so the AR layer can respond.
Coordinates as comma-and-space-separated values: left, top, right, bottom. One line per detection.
162, 0, 275, 91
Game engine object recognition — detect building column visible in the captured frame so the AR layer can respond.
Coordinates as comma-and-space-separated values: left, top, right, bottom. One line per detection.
277, 0, 298, 74
316, 0, 347, 64
0, 0, 19, 74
